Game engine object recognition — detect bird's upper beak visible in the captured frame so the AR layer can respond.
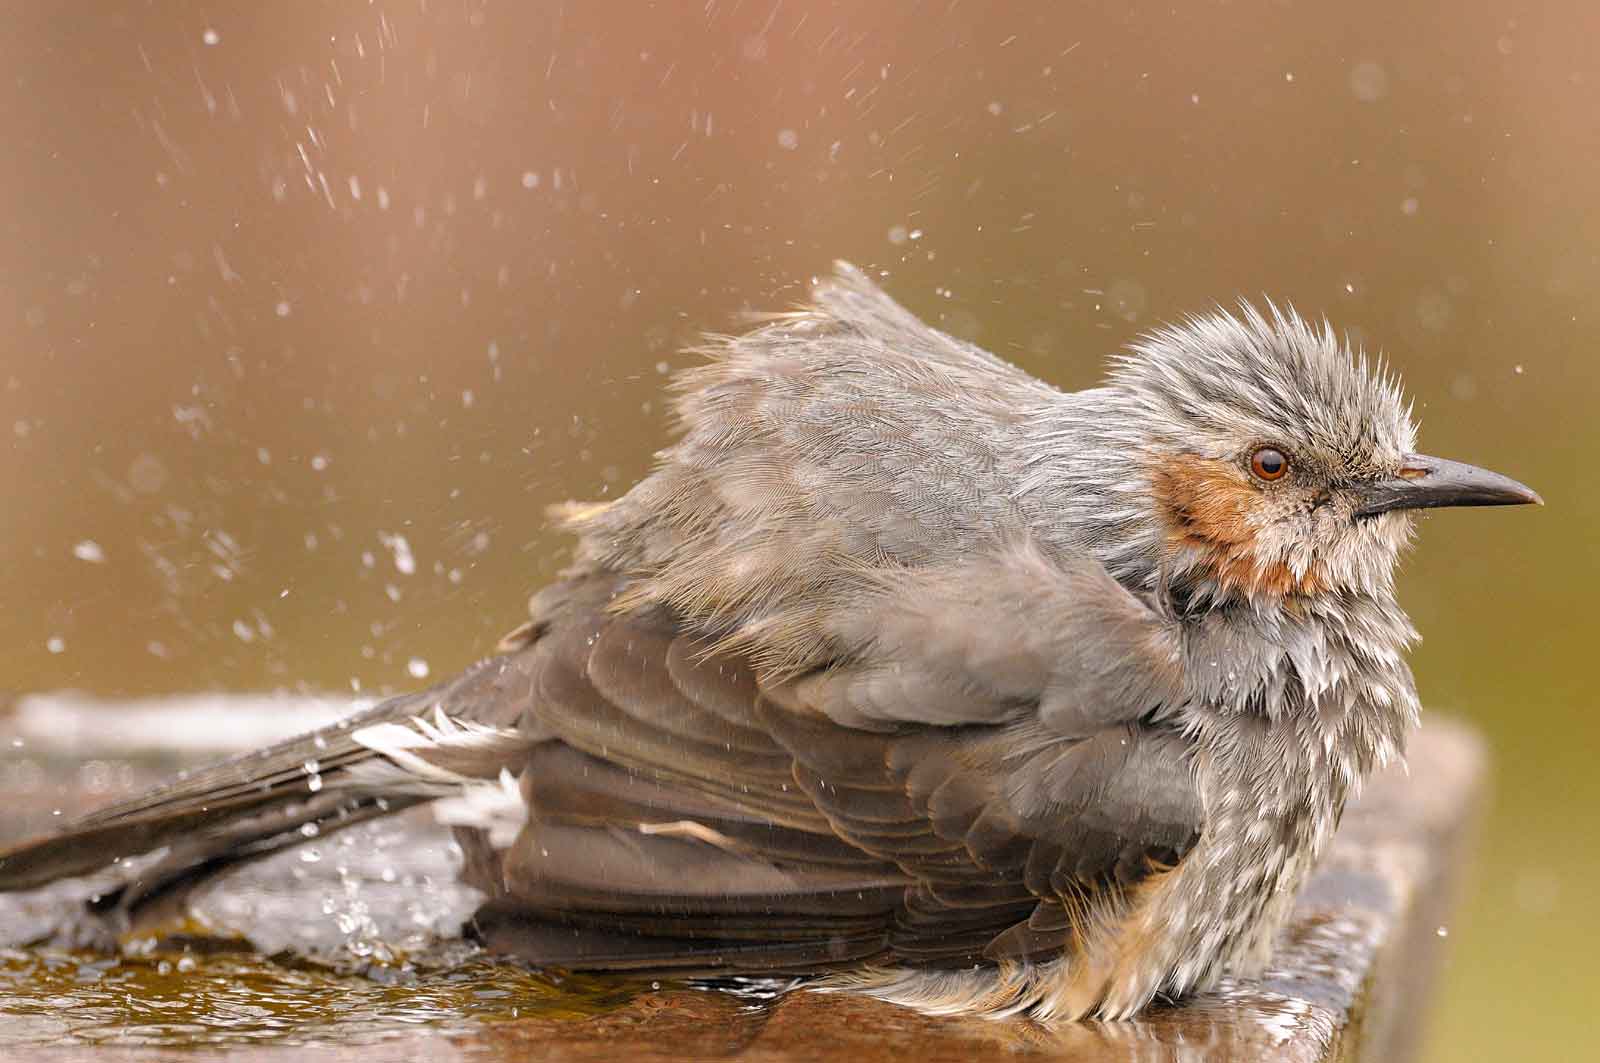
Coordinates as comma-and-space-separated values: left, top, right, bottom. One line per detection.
1354, 453, 1543, 518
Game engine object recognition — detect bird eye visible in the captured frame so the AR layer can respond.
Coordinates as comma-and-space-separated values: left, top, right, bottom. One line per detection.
1250, 447, 1289, 482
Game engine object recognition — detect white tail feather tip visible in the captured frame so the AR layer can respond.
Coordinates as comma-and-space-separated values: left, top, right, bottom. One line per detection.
432, 769, 526, 848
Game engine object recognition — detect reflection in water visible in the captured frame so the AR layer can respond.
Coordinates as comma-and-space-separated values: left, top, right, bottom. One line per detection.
0, 945, 645, 1047
0, 944, 1335, 1059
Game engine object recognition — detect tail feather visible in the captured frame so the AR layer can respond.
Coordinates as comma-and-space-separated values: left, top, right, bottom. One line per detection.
0, 653, 541, 894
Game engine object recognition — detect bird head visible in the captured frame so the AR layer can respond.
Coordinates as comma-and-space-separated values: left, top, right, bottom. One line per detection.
1103, 303, 1540, 611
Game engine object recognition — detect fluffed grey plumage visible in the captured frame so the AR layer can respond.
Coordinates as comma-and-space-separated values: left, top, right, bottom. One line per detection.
0, 262, 1537, 1021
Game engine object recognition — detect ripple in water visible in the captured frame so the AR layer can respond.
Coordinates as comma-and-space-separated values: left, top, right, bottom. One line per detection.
0, 943, 648, 1047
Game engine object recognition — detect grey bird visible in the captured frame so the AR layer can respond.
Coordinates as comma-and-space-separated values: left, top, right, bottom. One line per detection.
0, 263, 1539, 1021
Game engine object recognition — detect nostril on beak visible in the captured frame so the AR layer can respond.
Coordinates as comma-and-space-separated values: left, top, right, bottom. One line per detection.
1355, 454, 1542, 517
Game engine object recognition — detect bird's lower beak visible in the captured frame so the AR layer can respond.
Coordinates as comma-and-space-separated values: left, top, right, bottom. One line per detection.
1354, 453, 1543, 518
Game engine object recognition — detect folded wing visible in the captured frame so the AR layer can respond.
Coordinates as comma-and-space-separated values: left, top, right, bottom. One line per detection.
473, 545, 1202, 973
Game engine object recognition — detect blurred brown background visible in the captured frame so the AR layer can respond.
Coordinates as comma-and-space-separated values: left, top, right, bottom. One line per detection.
1, 2, 1595, 1058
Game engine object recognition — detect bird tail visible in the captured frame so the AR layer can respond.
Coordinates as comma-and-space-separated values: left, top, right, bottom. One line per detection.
0, 654, 539, 918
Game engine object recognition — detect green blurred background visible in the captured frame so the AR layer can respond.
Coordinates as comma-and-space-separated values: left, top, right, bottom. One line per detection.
2, 2, 1594, 1057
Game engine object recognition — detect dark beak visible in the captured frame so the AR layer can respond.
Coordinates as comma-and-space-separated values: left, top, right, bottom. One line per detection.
1354, 453, 1543, 518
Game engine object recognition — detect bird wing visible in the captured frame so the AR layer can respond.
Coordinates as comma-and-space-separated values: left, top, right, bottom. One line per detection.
787, 537, 1185, 732
476, 556, 1202, 972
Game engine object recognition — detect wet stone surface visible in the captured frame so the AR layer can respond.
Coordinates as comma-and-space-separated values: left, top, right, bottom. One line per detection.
0, 695, 1484, 1061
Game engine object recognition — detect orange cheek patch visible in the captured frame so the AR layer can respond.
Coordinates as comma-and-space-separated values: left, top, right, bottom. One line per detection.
1150, 457, 1327, 599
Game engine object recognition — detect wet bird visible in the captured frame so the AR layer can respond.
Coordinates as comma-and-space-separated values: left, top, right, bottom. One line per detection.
0, 263, 1539, 1020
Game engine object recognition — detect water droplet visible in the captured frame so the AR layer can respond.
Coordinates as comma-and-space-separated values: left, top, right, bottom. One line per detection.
379, 531, 416, 575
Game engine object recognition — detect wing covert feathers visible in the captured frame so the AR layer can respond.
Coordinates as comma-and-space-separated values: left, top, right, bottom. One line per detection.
477, 569, 1202, 973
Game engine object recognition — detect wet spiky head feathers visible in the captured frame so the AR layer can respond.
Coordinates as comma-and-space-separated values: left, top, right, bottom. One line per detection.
1112, 302, 1416, 475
